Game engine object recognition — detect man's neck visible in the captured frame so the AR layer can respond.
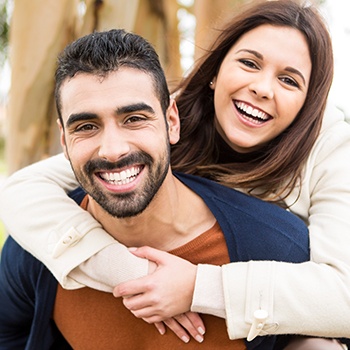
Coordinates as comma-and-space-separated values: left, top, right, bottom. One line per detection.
86, 175, 216, 251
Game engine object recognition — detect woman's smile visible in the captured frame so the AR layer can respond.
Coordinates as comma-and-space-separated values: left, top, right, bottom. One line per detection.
211, 24, 311, 153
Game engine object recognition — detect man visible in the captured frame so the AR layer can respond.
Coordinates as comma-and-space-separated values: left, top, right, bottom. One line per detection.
0, 29, 308, 349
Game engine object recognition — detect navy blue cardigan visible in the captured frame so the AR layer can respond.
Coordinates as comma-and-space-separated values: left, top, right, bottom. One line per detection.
0, 173, 310, 350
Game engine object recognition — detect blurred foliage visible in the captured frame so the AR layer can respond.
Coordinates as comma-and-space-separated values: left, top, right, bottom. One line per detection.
0, 135, 5, 172
0, 221, 4, 251
0, 124, 4, 251
0, 0, 9, 67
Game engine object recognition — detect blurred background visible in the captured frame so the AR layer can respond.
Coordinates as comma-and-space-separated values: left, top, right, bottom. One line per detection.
0, 0, 349, 247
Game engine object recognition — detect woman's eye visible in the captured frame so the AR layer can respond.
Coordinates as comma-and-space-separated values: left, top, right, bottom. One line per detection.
280, 76, 299, 88
239, 59, 258, 69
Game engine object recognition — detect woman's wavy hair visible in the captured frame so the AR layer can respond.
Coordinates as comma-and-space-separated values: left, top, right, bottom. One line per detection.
171, 0, 334, 203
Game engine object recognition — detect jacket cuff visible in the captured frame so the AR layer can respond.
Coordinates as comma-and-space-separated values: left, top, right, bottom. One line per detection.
222, 261, 278, 340
191, 264, 226, 318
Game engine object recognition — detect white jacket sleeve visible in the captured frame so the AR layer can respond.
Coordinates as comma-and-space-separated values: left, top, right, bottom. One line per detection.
0, 153, 148, 290
192, 110, 350, 339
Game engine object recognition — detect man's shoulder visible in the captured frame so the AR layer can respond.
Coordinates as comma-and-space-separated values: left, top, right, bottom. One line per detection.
174, 172, 309, 262
174, 171, 242, 196
1, 236, 45, 286
174, 172, 308, 236
175, 172, 287, 215
0, 237, 61, 348
0, 235, 57, 309
68, 187, 87, 204
0, 237, 47, 322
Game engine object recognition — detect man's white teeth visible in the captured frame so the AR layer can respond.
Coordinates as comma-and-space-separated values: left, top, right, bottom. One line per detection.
100, 167, 141, 185
236, 101, 269, 121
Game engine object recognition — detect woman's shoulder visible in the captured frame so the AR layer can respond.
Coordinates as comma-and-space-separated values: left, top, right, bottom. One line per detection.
286, 102, 350, 212
310, 102, 350, 163
320, 102, 350, 141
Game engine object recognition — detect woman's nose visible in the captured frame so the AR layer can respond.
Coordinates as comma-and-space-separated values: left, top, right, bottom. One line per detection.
249, 74, 274, 100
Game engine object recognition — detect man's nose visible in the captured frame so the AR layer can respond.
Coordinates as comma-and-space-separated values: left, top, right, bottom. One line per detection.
98, 126, 131, 162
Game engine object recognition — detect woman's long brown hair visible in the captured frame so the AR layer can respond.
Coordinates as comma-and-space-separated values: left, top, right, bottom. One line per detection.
170, 0, 334, 204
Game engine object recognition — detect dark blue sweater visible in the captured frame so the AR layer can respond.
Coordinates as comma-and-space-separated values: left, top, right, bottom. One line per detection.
0, 173, 310, 350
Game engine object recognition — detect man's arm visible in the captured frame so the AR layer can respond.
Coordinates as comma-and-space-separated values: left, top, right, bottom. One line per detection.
0, 236, 37, 347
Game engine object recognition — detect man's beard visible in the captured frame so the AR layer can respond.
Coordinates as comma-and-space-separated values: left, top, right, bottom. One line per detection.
71, 149, 170, 218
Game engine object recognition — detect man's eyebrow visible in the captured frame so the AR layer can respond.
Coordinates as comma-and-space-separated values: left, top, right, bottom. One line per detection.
66, 113, 97, 128
236, 49, 306, 86
65, 103, 157, 128
116, 103, 156, 115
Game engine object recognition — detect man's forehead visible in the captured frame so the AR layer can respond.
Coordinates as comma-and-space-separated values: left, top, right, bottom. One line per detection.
61, 68, 154, 91
60, 69, 159, 115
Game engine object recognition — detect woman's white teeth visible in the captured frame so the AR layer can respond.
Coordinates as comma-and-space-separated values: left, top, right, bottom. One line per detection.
236, 101, 268, 121
101, 167, 140, 185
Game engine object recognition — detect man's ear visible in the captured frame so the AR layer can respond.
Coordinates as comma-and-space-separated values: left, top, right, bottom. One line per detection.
57, 118, 69, 159
167, 99, 180, 145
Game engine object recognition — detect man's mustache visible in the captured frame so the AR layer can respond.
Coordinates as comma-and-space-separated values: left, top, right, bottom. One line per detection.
84, 151, 153, 173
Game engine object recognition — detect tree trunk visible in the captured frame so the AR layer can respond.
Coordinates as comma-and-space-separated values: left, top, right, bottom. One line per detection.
193, 0, 246, 60
6, 0, 250, 173
6, 0, 79, 174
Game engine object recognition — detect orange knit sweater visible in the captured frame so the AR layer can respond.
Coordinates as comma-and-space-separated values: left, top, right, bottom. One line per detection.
53, 222, 246, 349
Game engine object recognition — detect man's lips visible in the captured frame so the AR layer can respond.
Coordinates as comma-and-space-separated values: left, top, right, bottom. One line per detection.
97, 165, 143, 185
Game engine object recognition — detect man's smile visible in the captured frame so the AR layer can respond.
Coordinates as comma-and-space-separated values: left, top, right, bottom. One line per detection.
98, 166, 143, 185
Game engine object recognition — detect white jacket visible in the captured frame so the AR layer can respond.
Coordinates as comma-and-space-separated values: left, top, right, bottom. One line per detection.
193, 104, 350, 338
1, 103, 350, 339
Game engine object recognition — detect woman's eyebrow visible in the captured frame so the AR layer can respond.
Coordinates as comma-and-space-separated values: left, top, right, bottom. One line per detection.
236, 49, 263, 60
284, 66, 306, 86
236, 49, 306, 85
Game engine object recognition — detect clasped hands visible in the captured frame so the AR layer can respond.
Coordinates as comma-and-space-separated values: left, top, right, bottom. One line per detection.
113, 246, 205, 343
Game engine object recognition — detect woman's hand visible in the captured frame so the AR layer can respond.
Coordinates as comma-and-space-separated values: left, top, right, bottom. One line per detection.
113, 246, 205, 342
113, 246, 197, 320
154, 313, 205, 343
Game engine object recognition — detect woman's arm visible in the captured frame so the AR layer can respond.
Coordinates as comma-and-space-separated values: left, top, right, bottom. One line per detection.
0, 154, 206, 342
0, 153, 148, 289
114, 115, 350, 341
219, 116, 350, 339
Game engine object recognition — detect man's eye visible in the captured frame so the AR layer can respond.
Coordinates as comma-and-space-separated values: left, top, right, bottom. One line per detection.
75, 124, 97, 132
125, 115, 145, 124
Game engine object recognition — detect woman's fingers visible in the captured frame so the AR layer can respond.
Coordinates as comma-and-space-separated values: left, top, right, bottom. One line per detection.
162, 313, 205, 343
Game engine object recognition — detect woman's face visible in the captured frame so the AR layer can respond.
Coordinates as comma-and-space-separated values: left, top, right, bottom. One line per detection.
211, 24, 312, 153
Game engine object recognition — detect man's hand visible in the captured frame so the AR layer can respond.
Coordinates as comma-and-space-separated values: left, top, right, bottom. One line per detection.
113, 246, 205, 342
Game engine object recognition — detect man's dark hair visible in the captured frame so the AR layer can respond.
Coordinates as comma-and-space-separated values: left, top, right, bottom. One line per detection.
55, 29, 170, 123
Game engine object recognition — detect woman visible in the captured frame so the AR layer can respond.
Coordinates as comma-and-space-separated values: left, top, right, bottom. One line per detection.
1, 0, 349, 348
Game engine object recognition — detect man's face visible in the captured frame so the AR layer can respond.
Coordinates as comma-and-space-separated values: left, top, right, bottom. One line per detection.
58, 68, 180, 218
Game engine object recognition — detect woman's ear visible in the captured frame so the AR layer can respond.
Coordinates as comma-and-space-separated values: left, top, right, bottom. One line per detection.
166, 99, 180, 145
209, 77, 217, 90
